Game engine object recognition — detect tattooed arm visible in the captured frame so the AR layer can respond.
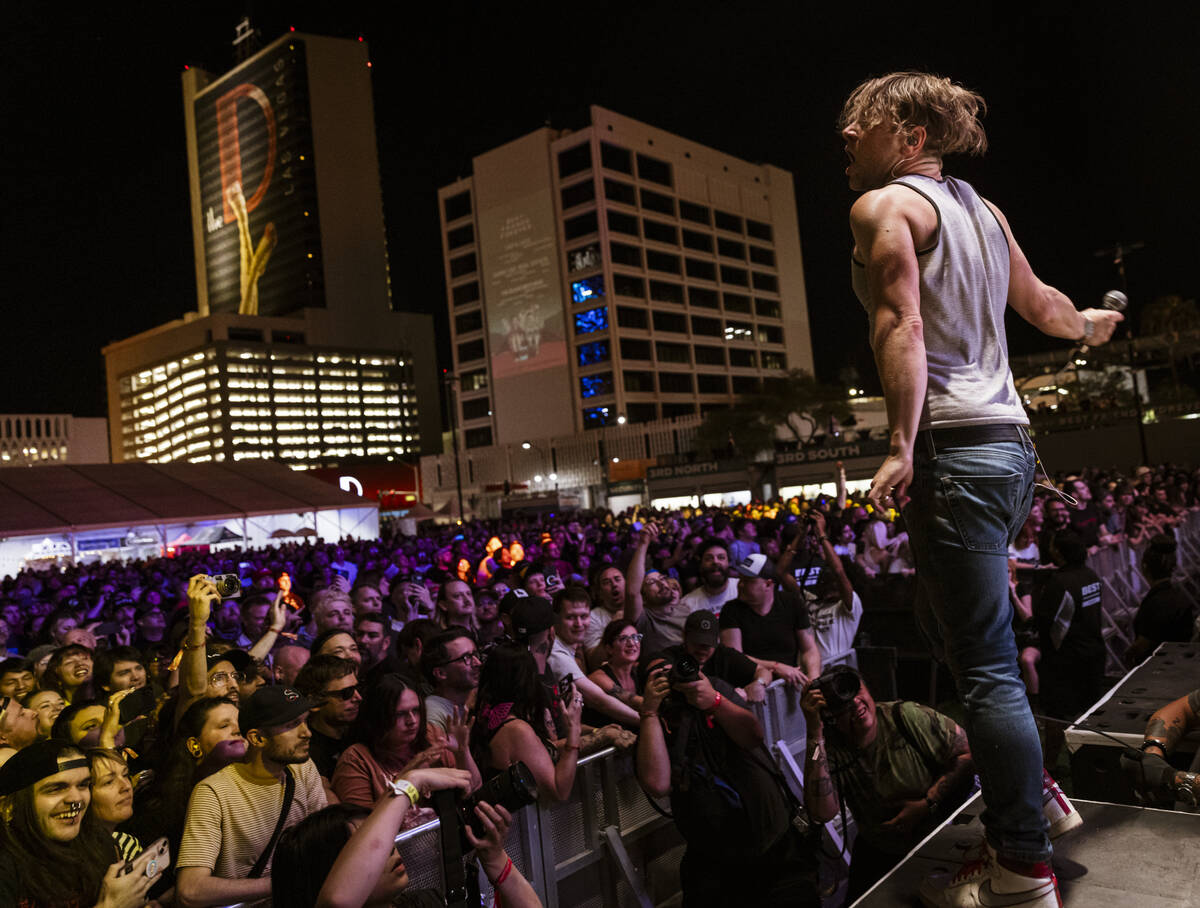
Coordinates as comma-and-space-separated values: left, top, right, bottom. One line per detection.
800, 684, 839, 823
923, 723, 974, 814
1142, 688, 1200, 757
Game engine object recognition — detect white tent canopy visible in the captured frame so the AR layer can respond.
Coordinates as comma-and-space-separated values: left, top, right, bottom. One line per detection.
0, 461, 378, 573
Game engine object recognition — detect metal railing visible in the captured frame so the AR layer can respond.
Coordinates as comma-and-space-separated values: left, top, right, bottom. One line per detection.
1090, 510, 1200, 675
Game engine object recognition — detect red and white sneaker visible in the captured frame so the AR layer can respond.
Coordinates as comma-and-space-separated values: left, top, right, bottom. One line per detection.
919, 841, 1062, 908
1042, 770, 1083, 839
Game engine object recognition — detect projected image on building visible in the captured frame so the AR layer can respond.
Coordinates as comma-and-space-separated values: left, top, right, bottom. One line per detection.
193, 40, 323, 316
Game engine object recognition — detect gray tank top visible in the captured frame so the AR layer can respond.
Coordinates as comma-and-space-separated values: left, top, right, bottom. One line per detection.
850, 175, 1027, 430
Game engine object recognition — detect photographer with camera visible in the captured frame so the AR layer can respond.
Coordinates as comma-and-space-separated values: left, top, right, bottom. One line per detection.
636, 653, 819, 906
801, 667, 976, 902
649, 610, 772, 704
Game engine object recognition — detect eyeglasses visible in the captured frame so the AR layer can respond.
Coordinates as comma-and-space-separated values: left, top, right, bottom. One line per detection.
614, 633, 643, 645
437, 650, 482, 667
209, 671, 246, 685
322, 683, 362, 701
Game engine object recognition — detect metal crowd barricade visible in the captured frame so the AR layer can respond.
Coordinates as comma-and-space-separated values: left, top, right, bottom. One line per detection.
387, 745, 682, 908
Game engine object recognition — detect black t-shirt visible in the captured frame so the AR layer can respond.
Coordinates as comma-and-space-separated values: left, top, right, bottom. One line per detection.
718, 589, 811, 667
308, 727, 350, 779
1134, 582, 1195, 646
1034, 564, 1105, 717
1034, 564, 1104, 667
1067, 504, 1101, 547
661, 643, 758, 689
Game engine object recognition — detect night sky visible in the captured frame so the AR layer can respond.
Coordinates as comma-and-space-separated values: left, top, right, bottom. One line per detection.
3, 2, 1196, 420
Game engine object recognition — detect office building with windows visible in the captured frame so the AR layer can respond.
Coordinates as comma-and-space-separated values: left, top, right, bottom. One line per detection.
437, 105, 814, 451
103, 31, 437, 468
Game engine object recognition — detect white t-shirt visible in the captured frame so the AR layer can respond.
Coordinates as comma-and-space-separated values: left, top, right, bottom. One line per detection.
806, 590, 863, 666
548, 636, 585, 685
584, 606, 623, 651
680, 577, 740, 616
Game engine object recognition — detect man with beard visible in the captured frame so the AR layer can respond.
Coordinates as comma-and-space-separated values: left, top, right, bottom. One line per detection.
177, 685, 326, 906
1039, 497, 1072, 556
583, 564, 626, 668
624, 523, 693, 658
680, 538, 740, 617
294, 656, 362, 780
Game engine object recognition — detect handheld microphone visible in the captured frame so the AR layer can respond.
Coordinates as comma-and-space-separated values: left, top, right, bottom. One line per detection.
1101, 290, 1128, 312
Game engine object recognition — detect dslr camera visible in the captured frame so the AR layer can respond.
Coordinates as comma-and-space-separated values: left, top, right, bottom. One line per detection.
434, 760, 538, 842
668, 654, 701, 685
816, 665, 862, 720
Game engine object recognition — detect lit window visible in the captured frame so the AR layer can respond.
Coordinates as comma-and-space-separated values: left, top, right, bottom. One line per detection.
574, 307, 608, 335
580, 372, 613, 398
571, 274, 605, 304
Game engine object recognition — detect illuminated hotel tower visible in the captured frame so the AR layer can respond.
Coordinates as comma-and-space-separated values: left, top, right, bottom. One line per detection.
104, 31, 438, 467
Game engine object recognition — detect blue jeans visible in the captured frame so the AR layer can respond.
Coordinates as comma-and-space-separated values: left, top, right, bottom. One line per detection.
902, 432, 1050, 863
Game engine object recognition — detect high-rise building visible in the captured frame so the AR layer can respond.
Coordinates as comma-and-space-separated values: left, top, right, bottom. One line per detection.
437, 105, 814, 450
103, 31, 438, 468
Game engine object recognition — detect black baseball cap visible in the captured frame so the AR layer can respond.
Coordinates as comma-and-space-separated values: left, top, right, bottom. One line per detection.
238, 686, 314, 735
0, 739, 89, 796
683, 610, 720, 646
207, 649, 253, 674
506, 592, 554, 640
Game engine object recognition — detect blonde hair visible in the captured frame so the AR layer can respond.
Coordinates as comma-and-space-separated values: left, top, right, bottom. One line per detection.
839, 71, 988, 158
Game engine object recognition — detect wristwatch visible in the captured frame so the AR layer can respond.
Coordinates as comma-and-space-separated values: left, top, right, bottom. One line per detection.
1077, 312, 1095, 344
386, 776, 421, 808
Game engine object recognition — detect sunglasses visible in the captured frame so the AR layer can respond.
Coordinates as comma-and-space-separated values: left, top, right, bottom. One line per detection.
438, 650, 482, 667
322, 683, 363, 701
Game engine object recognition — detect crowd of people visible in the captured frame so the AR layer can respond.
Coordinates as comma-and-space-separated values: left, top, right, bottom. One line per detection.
0, 460, 1195, 906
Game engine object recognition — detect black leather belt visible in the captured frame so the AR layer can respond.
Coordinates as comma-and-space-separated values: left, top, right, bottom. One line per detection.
919, 423, 1026, 452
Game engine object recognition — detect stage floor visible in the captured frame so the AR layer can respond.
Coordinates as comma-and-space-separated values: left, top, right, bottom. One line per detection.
854, 794, 1200, 907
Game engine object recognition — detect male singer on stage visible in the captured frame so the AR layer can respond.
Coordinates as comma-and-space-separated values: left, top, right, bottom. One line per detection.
839, 72, 1122, 907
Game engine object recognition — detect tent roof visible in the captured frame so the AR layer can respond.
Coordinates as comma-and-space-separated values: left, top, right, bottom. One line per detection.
0, 462, 371, 538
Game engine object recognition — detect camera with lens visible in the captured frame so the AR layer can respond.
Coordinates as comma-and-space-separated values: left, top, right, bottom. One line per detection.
816, 665, 862, 719
206, 573, 242, 599
431, 762, 538, 908
669, 654, 701, 685
459, 761, 537, 837
432, 760, 538, 844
